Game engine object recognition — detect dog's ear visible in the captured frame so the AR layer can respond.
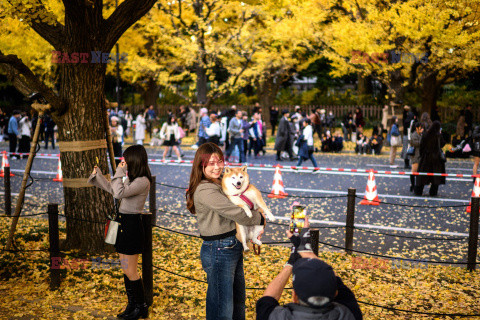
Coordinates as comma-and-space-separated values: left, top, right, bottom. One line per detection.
225, 167, 231, 174
241, 165, 248, 173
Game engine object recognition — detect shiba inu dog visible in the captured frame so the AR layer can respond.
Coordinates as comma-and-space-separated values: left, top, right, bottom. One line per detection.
222, 166, 274, 251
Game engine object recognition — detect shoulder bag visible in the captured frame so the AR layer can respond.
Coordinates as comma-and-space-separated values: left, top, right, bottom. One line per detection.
105, 198, 121, 245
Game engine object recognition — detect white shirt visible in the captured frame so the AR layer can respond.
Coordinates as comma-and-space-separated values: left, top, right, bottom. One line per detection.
19, 117, 32, 137
303, 125, 314, 146
206, 121, 221, 137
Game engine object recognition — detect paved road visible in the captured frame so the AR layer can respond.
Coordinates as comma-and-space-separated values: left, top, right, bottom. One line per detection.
1, 143, 478, 266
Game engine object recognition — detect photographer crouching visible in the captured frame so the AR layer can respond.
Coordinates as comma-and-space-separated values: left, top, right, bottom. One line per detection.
256, 220, 363, 320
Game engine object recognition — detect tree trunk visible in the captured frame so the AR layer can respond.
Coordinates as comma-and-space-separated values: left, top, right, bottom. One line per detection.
357, 73, 372, 104
196, 64, 208, 105
54, 58, 114, 254
142, 77, 161, 107
257, 75, 280, 109
421, 73, 439, 116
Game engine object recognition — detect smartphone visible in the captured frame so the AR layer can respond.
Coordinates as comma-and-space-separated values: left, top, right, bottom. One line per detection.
290, 205, 306, 235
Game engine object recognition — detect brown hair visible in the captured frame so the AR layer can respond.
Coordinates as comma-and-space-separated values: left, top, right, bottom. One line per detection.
186, 143, 224, 214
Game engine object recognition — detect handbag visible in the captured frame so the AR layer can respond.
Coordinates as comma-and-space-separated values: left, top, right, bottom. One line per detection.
406, 146, 415, 156
390, 135, 402, 147
463, 143, 472, 153
104, 199, 121, 245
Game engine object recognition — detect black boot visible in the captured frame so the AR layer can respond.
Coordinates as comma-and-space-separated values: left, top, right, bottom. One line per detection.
123, 278, 148, 320
117, 275, 135, 319
404, 159, 411, 169
410, 175, 415, 192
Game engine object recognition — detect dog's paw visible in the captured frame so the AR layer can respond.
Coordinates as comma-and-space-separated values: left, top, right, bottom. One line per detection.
244, 208, 253, 218
252, 239, 262, 246
265, 210, 274, 221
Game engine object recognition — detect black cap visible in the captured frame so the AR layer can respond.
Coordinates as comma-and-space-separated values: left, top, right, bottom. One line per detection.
282, 109, 289, 115
292, 259, 337, 308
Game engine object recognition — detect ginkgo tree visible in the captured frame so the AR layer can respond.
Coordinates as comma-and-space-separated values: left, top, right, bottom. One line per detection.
0, 0, 157, 252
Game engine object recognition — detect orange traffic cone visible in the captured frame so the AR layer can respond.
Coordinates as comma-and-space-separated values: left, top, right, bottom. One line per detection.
268, 165, 288, 199
359, 170, 381, 205
0, 151, 14, 177
466, 175, 480, 213
53, 156, 63, 182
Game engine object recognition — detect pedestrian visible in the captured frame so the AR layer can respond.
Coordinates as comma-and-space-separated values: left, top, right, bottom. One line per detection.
354, 107, 365, 134
355, 133, 367, 155
146, 105, 157, 138
110, 116, 123, 166
295, 119, 319, 172
409, 122, 424, 192
388, 116, 401, 168
134, 109, 147, 145
206, 113, 221, 145
225, 110, 245, 163
17, 112, 32, 158
274, 110, 296, 161
368, 132, 383, 155
241, 111, 252, 162
310, 108, 323, 140
248, 112, 264, 158
472, 124, 480, 182
415, 121, 446, 196
270, 106, 279, 136
43, 113, 56, 150
420, 112, 432, 131
402, 106, 415, 169
455, 111, 467, 140
198, 107, 211, 147
326, 111, 335, 133
160, 114, 182, 161
342, 112, 354, 141
185, 143, 265, 320
256, 222, 362, 320
332, 131, 344, 152
88, 145, 152, 320
8, 110, 21, 158
124, 109, 133, 138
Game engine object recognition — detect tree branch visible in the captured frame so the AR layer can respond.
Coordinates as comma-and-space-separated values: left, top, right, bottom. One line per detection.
0, 51, 64, 112
103, 0, 157, 52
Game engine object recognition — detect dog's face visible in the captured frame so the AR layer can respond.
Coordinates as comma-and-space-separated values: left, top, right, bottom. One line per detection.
222, 166, 250, 195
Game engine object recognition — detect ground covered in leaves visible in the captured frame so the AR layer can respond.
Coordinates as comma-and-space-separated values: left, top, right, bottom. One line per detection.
1, 216, 480, 320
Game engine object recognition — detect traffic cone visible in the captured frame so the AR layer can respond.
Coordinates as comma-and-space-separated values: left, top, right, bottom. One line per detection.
53, 156, 63, 182
359, 170, 381, 205
0, 151, 14, 177
268, 165, 288, 199
466, 175, 480, 213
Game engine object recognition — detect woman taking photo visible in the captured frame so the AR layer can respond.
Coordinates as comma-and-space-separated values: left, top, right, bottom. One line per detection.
160, 114, 182, 161
409, 122, 424, 192
415, 121, 446, 196
186, 143, 266, 320
88, 145, 152, 320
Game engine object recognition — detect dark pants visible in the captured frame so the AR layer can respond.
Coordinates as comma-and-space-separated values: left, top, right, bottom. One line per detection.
314, 124, 323, 139
201, 236, 245, 320
270, 122, 277, 136
198, 137, 208, 147
243, 140, 248, 161
45, 131, 55, 149
276, 138, 294, 160
414, 184, 439, 196
8, 133, 18, 157
226, 138, 245, 163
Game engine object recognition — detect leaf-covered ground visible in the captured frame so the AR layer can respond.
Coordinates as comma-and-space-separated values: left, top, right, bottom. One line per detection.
1, 216, 480, 320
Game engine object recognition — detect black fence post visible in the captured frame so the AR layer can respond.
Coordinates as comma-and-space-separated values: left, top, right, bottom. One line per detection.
48, 203, 60, 290
310, 229, 319, 256
467, 197, 479, 271
143, 176, 156, 307
4, 166, 11, 216
345, 188, 356, 255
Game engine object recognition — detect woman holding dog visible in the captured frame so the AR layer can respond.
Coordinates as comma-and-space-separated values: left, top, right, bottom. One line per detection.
88, 145, 152, 320
186, 142, 266, 320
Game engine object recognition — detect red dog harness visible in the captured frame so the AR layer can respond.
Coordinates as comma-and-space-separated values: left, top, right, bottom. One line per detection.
234, 185, 254, 210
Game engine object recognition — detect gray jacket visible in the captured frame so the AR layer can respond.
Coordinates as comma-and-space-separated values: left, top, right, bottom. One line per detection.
228, 117, 243, 139
409, 131, 422, 164
193, 181, 263, 238
87, 165, 150, 214
268, 302, 356, 320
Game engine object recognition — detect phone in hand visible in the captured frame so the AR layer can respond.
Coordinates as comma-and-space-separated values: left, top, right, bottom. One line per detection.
96, 156, 99, 166
290, 205, 306, 235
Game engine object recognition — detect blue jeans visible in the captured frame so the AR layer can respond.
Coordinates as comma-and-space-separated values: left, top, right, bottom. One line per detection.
226, 138, 245, 163
296, 150, 318, 167
200, 236, 245, 320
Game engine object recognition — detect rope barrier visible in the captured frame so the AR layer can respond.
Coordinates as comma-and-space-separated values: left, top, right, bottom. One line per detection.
353, 226, 468, 241
354, 195, 469, 208
356, 301, 480, 317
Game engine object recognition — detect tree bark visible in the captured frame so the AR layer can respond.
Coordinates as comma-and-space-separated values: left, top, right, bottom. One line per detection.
142, 77, 161, 107
196, 64, 208, 105
420, 73, 439, 116
257, 75, 281, 109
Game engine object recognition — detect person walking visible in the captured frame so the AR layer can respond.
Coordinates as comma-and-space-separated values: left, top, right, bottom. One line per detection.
160, 114, 182, 161
225, 110, 245, 163
110, 116, 123, 166
43, 113, 56, 150
274, 110, 296, 161
472, 124, 480, 182
402, 106, 415, 169
18, 113, 32, 158
124, 109, 133, 138
270, 106, 279, 136
134, 109, 147, 145
415, 121, 446, 196
241, 111, 252, 162
295, 119, 319, 172
248, 112, 264, 158
198, 108, 212, 147
8, 110, 21, 158
388, 116, 401, 168
409, 122, 424, 192
88, 145, 152, 320
186, 143, 265, 320
206, 113, 221, 145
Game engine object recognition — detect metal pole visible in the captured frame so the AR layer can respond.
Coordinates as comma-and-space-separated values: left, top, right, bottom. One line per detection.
4, 166, 11, 216
48, 203, 61, 289
467, 197, 479, 271
142, 176, 156, 306
345, 188, 356, 254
